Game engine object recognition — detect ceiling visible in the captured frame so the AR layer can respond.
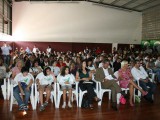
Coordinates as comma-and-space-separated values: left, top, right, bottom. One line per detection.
13, 0, 160, 12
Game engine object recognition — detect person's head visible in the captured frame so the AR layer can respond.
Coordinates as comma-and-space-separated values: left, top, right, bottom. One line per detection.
76, 57, 81, 64
121, 61, 128, 69
81, 60, 87, 68
21, 67, 29, 77
61, 66, 70, 76
52, 61, 57, 66
117, 58, 121, 63
43, 67, 51, 76
33, 60, 39, 67
44, 56, 48, 62
133, 60, 141, 68
16, 59, 23, 68
102, 59, 110, 69
58, 58, 63, 64
70, 62, 76, 69
100, 55, 104, 61
87, 58, 93, 67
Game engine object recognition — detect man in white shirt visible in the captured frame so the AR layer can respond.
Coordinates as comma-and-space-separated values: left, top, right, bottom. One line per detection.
1, 42, 12, 65
131, 60, 156, 103
13, 67, 34, 110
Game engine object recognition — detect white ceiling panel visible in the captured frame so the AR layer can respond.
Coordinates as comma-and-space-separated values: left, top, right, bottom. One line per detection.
103, 0, 116, 4
114, 0, 131, 6
136, 0, 160, 11
126, 0, 149, 8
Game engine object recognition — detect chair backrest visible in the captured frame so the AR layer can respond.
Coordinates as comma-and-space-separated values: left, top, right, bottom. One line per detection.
114, 71, 119, 79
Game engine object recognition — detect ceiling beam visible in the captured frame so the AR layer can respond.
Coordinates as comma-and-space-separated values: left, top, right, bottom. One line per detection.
142, 3, 160, 11
110, 0, 121, 5
132, 0, 157, 9
122, 0, 138, 7
88, 0, 141, 12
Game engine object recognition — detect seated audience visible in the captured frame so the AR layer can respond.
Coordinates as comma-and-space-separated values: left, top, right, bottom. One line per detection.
131, 60, 156, 103
118, 61, 148, 106
57, 66, 75, 108
113, 58, 121, 72
95, 59, 126, 111
13, 67, 34, 110
76, 60, 100, 109
36, 67, 56, 111
29, 60, 43, 78
50, 61, 60, 77
56, 58, 66, 70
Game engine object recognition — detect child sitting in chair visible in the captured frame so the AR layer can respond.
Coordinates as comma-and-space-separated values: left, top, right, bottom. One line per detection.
57, 66, 75, 108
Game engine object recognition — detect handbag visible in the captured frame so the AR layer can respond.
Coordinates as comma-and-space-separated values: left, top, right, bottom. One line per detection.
119, 95, 126, 104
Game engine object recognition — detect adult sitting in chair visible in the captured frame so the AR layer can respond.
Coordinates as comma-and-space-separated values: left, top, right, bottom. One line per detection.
118, 61, 148, 106
131, 60, 156, 103
95, 59, 126, 111
76, 60, 100, 109
13, 67, 34, 110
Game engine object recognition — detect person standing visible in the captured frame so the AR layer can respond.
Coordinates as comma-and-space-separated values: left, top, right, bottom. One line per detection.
1, 42, 12, 66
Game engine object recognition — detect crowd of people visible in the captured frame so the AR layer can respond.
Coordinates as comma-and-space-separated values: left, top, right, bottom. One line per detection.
0, 42, 159, 111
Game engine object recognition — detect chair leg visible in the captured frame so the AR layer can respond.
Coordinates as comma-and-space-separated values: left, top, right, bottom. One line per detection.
109, 91, 111, 100
76, 93, 79, 107
79, 93, 83, 107
53, 93, 57, 108
57, 94, 62, 108
98, 91, 103, 106
117, 93, 121, 104
10, 93, 13, 111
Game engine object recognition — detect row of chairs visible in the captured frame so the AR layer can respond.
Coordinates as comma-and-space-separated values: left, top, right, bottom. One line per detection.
2, 71, 153, 111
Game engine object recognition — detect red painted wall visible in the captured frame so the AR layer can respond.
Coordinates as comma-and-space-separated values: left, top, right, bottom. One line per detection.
0, 41, 141, 54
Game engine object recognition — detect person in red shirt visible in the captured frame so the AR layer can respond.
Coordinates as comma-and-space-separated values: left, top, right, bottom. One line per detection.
56, 58, 66, 70
95, 47, 101, 55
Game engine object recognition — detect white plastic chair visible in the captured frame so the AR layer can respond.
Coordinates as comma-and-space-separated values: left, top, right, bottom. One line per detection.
1, 78, 7, 100
10, 83, 35, 111
34, 83, 57, 109
78, 80, 99, 107
56, 82, 79, 108
96, 81, 111, 106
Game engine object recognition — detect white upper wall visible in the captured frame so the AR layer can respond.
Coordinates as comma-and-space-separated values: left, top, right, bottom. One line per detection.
12, 1, 142, 44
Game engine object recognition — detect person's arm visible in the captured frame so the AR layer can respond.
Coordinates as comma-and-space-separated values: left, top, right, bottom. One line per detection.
11, 70, 16, 80
95, 68, 105, 82
75, 71, 80, 82
141, 66, 149, 78
26, 79, 33, 91
18, 82, 24, 95
8, 45, 12, 50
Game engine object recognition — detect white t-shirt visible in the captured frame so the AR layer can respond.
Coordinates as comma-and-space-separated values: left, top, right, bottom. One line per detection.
57, 74, 75, 86
49, 66, 60, 76
88, 65, 95, 71
36, 72, 54, 85
29, 66, 42, 73
14, 73, 34, 87
47, 48, 51, 53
